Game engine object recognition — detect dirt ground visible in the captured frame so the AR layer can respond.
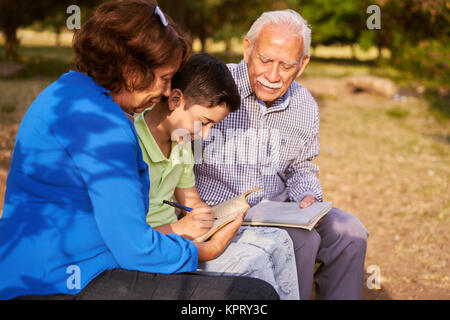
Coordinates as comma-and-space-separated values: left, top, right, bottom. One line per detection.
0, 70, 448, 300
299, 75, 449, 300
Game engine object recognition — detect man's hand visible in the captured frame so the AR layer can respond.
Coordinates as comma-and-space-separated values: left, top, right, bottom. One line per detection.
299, 194, 323, 227
299, 194, 318, 208
171, 205, 216, 240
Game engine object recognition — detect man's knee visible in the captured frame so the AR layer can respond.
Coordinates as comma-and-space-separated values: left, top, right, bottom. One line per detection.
323, 207, 368, 248
283, 227, 321, 254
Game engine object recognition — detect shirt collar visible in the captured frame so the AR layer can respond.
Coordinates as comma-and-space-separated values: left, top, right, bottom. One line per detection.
135, 110, 188, 165
268, 86, 292, 112
258, 87, 292, 115
134, 110, 167, 163
125, 112, 135, 123
236, 60, 253, 99
66, 70, 110, 95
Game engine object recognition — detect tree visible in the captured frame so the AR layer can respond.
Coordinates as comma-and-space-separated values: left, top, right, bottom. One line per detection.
372, 0, 449, 62
36, 1, 102, 47
159, 0, 214, 52
300, 0, 366, 59
210, 0, 301, 54
160, 0, 301, 53
0, 0, 101, 60
0, 0, 56, 60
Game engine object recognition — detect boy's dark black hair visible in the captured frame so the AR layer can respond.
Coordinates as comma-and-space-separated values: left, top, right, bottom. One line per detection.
170, 53, 240, 112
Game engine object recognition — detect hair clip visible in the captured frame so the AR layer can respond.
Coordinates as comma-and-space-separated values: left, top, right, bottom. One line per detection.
154, 6, 168, 27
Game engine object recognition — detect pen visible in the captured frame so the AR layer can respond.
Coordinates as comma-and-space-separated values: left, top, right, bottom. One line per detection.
163, 200, 192, 212
162, 200, 218, 220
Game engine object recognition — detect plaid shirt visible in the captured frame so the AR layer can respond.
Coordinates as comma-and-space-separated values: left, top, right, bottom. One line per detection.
193, 59, 322, 207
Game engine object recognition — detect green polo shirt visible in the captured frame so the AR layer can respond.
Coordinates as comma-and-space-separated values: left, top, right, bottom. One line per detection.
135, 110, 195, 228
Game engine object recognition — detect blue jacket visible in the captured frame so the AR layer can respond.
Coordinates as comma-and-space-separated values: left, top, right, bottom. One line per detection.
0, 71, 198, 299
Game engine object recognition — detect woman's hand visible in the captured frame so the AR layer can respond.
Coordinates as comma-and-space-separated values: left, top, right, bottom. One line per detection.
194, 212, 245, 262
171, 205, 215, 240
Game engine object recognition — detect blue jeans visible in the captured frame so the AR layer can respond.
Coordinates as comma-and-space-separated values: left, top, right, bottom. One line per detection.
197, 226, 299, 300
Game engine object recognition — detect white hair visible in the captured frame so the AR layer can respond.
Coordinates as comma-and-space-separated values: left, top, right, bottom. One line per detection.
246, 9, 311, 59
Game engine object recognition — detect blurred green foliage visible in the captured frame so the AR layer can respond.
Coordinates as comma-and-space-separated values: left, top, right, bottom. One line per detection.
386, 106, 410, 119
0, 0, 448, 88
158, 0, 449, 87
301, 0, 366, 49
394, 40, 450, 85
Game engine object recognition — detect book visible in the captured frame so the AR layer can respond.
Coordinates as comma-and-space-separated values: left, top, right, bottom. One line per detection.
194, 187, 261, 242
242, 199, 332, 231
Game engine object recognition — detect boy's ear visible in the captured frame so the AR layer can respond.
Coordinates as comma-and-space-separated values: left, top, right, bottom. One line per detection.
168, 89, 184, 111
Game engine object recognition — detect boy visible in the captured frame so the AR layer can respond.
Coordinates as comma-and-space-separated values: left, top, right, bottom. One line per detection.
135, 53, 239, 240
134, 53, 299, 299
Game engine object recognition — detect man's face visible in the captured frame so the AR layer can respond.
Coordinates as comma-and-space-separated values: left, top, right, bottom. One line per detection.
244, 24, 310, 107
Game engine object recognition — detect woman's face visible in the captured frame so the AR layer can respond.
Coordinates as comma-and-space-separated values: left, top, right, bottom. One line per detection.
113, 57, 181, 114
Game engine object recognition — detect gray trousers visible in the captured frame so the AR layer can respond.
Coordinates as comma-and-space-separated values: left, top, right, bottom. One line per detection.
279, 207, 369, 300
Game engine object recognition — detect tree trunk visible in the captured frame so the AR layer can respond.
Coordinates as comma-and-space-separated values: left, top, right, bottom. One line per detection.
55, 27, 61, 47
199, 34, 207, 53
3, 25, 19, 61
225, 38, 232, 57
162, 0, 186, 29
377, 43, 382, 60
351, 44, 357, 61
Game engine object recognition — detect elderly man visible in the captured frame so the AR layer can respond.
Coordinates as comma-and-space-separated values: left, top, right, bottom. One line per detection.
194, 10, 369, 299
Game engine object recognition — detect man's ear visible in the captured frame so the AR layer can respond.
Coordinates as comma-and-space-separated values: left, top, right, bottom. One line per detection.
295, 55, 310, 79
243, 37, 252, 63
168, 89, 184, 111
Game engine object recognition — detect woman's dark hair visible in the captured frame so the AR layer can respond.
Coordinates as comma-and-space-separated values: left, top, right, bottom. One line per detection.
73, 0, 191, 93
170, 53, 241, 112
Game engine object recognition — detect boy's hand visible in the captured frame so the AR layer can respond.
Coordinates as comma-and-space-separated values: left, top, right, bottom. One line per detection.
171, 205, 215, 240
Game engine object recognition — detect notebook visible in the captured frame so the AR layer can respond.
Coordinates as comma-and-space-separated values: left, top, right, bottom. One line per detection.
242, 199, 332, 231
194, 187, 261, 242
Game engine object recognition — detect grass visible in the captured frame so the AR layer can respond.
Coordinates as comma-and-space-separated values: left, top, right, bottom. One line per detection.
309, 80, 449, 299
425, 89, 450, 122
0, 77, 54, 118
386, 106, 410, 119
0, 45, 74, 79
1, 104, 16, 114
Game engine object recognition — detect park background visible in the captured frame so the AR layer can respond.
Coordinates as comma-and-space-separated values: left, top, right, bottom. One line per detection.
0, 0, 448, 299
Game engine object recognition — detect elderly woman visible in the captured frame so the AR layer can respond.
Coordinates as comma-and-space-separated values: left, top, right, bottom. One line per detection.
0, 0, 278, 300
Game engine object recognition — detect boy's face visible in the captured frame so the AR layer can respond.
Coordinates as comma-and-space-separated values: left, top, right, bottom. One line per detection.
167, 96, 230, 144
